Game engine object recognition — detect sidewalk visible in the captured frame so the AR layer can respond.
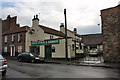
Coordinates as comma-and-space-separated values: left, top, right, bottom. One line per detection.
5, 56, 120, 69
45, 58, 120, 69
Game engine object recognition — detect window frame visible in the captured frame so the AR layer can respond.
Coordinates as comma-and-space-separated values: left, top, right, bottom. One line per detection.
18, 34, 22, 42
18, 46, 22, 53
5, 35, 7, 43
50, 35, 53, 39
12, 34, 15, 42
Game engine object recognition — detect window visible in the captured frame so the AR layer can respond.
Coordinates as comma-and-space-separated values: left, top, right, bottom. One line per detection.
5, 36, 7, 43
29, 46, 40, 55
12, 34, 15, 42
52, 46, 55, 52
79, 42, 82, 49
4, 46, 7, 52
18, 46, 22, 53
50, 35, 53, 39
72, 44, 74, 51
76, 44, 79, 50
18, 34, 22, 42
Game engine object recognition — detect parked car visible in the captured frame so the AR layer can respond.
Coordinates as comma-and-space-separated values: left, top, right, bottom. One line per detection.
88, 48, 99, 57
0, 54, 7, 76
17, 52, 44, 63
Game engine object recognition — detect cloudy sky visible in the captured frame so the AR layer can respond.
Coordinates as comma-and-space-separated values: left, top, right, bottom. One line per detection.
0, 0, 119, 35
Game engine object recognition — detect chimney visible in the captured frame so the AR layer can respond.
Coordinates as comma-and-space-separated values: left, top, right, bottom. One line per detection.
32, 14, 39, 26
74, 28, 77, 33
60, 23, 64, 27
60, 23, 65, 33
7, 15, 11, 19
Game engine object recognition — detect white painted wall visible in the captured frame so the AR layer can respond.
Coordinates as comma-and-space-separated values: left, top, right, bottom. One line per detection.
25, 19, 44, 52
60, 26, 84, 54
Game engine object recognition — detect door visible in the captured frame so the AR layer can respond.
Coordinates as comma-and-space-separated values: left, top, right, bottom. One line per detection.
11, 46, 15, 56
45, 45, 52, 59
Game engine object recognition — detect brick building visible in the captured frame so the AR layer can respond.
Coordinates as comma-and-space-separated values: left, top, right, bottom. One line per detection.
2, 15, 30, 56
101, 5, 120, 62
0, 18, 2, 53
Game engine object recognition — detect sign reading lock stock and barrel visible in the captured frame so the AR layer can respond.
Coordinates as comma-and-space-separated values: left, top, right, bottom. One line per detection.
31, 40, 59, 45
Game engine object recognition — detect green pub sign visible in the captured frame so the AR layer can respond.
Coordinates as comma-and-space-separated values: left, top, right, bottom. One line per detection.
31, 40, 59, 45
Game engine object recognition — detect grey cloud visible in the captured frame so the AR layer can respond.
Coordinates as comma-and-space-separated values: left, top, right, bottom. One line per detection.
77, 25, 102, 35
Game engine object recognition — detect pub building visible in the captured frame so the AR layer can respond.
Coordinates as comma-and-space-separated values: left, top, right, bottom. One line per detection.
25, 15, 84, 59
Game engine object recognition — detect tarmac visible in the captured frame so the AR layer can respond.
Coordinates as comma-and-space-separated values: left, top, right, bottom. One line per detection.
4, 56, 120, 69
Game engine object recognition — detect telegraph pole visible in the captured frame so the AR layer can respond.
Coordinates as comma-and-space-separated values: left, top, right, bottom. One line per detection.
64, 9, 68, 60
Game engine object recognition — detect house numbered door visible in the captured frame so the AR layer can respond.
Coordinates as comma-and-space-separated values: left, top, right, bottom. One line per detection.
10, 46, 15, 56
45, 45, 52, 59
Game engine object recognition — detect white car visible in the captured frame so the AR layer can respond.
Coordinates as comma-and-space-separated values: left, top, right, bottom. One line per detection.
88, 49, 98, 56
0, 54, 7, 76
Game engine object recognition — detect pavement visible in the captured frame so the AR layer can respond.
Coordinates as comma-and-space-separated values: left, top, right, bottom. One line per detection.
4, 56, 120, 69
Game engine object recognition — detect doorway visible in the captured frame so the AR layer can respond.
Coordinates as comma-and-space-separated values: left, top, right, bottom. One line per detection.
10, 46, 15, 56
45, 45, 52, 59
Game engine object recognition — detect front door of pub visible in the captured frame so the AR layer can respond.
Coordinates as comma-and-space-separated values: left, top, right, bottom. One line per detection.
45, 45, 52, 59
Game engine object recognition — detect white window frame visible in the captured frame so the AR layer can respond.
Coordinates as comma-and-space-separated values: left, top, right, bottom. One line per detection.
5, 36, 7, 43
12, 34, 15, 42
50, 35, 53, 39
18, 46, 22, 53
18, 34, 22, 42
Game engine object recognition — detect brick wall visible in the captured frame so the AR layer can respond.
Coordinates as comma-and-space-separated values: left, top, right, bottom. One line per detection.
0, 19, 2, 53
2, 15, 29, 56
2, 31, 26, 56
101, 5, 120, 62
2, 15, 17, 33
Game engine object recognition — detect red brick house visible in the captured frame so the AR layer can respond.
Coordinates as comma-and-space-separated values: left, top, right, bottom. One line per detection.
2, 15, 30, 56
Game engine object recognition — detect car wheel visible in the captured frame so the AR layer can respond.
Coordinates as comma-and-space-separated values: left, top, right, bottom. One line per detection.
18, 58, 22, 62
2, 70, 6, 76
31, 59, 35, 63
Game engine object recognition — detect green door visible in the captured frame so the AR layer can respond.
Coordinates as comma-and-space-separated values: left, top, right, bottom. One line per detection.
45, 45, 52, 59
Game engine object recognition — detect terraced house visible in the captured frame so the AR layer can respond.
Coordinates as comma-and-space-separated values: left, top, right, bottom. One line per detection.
2, 15, 30, 56
26, 15, 84, 59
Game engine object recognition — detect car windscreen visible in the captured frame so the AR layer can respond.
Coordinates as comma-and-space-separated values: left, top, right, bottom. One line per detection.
31, 53, 39, 57
0, 54, 4, 59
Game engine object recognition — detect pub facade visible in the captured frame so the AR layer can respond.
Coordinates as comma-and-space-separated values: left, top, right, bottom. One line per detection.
26, 15, 84, 59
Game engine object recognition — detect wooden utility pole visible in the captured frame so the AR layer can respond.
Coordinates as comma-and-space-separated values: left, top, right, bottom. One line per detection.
64, 9, 68, 60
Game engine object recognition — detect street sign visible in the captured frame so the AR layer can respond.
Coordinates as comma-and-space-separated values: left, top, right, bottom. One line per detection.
31, 40, 59, 45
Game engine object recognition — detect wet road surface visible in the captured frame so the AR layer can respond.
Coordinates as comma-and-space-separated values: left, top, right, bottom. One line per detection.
2, 59, 119, 78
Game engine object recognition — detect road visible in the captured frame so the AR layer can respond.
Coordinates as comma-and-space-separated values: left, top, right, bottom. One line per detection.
2, 59, 119, 79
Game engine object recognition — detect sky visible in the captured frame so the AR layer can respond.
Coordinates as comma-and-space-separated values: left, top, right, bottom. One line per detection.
0, 0, 119, 35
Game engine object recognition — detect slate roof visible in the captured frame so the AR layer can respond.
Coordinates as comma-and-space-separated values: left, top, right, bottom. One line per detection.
67, 29, 81, 37
2, 26, 30, 35
82, 33, 103, 46
39, 25, 65, 37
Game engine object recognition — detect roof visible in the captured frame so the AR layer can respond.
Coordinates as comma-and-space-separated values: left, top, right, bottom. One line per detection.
101, 5, 120, 11
2, 26, 30, 35
44, 37, 72, 41
67, 29, 81, 37
39, 25, 65, 37
81, 33, 103, 46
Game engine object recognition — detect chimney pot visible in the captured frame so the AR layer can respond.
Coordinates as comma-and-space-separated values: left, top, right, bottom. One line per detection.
34, 15, 35, 19
36, 15, 38, 18
74, 28, 77, 33
7, 15, 11, 19
60, 23, 64, 27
